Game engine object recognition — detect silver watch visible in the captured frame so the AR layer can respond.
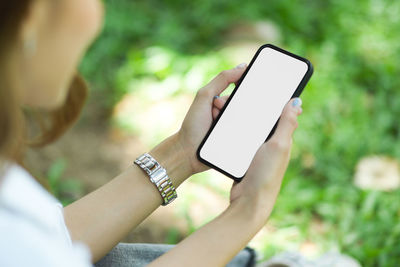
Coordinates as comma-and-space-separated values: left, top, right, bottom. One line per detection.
134, 153, 177, 206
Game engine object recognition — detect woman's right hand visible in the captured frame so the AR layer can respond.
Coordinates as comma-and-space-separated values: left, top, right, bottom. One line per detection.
223, 98, 303, 219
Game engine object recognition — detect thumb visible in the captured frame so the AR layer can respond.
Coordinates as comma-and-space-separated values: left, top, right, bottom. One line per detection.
203, 63, 247, 97
270, 98, 303, 143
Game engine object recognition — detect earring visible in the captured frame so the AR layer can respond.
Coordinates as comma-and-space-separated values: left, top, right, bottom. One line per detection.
23, 37, 37, 56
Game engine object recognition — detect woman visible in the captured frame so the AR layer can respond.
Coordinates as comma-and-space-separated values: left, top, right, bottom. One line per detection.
0, 1, 306, 266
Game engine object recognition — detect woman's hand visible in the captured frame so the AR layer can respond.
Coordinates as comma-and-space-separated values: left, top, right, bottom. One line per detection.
228, 98, 303, 218
148, 80, 303, 267
147, 100, 302, 266
177, 63, 247, 174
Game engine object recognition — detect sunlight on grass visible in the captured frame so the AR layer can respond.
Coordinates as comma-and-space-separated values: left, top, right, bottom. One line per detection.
78, 0, 400, 265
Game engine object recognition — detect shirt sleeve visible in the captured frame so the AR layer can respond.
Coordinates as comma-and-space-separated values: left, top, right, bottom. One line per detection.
0, 163, 93, 267
54, 202, 74, 246
0, 213, 93, 267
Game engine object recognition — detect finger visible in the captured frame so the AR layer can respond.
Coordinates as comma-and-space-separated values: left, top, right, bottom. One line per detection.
212, 107, 219, 120
213, 95, 230, 109
270, 98, 303, 143
204, 63, 247, 97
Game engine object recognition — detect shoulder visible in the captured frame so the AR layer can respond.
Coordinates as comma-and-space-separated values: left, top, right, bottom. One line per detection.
0, 217, 55, 266
0, 162, 61, 229
0, 162, 92, 267
0, 210, 91, 267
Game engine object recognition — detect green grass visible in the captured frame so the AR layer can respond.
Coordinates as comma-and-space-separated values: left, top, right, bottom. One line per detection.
76, 0, 400, 265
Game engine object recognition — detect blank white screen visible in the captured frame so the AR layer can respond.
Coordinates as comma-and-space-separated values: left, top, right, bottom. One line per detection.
199, 47, 308, 178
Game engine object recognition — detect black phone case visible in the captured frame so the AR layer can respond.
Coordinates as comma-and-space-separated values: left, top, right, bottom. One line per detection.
196, 44, 314, 182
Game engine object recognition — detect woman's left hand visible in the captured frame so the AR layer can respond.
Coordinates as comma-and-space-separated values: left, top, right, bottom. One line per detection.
177, 63, 247, 174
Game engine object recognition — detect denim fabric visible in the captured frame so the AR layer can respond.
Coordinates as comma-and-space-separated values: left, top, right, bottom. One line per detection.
95, 243, 257, 267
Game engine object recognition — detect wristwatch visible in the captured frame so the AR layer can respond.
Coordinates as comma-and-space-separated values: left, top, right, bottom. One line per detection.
134, 153, 177, 206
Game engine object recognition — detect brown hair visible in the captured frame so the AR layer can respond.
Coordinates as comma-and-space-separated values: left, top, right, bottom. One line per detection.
0, 2, 88, 168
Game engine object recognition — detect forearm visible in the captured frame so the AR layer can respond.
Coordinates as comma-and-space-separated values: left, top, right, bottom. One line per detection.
148, 194, 271, 267
63, 133, 192, 263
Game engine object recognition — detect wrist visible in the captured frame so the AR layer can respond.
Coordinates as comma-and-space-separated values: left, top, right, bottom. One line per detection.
149, 133, 193, 188
229, 192, 273, 227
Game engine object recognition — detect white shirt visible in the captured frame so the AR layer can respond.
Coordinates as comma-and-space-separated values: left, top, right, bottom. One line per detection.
0, 163, 93, 267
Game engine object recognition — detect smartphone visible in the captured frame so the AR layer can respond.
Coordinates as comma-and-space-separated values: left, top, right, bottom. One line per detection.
196, 44, 313, 182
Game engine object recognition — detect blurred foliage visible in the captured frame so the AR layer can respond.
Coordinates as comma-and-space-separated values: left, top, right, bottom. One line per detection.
79, 0, 400, 266
46, 159, 84, 206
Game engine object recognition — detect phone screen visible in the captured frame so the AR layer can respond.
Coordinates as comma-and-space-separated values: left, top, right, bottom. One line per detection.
197, 44, 313, 180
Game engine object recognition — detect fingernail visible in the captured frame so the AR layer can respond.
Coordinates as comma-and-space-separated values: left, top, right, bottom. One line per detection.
292, 98, 302, 107
213, 95, 220, 100
236, 63, 247, 69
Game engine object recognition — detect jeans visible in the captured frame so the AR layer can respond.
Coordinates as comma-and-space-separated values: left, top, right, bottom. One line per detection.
95, 243, 257, 267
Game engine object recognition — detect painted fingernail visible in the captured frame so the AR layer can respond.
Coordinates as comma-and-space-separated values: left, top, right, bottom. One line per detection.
236, 63, 247, 69
292, 98, 302, 107
213, 95, 220, 100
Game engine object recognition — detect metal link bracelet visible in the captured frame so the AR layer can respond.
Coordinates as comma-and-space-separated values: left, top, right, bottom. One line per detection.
134, 153, 177, 206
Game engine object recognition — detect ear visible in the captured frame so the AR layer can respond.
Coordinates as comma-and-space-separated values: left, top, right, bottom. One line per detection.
19, 0, 48, 46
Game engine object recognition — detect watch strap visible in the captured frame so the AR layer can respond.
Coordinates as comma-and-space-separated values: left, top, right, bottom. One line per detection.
134, 153, 177, 206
